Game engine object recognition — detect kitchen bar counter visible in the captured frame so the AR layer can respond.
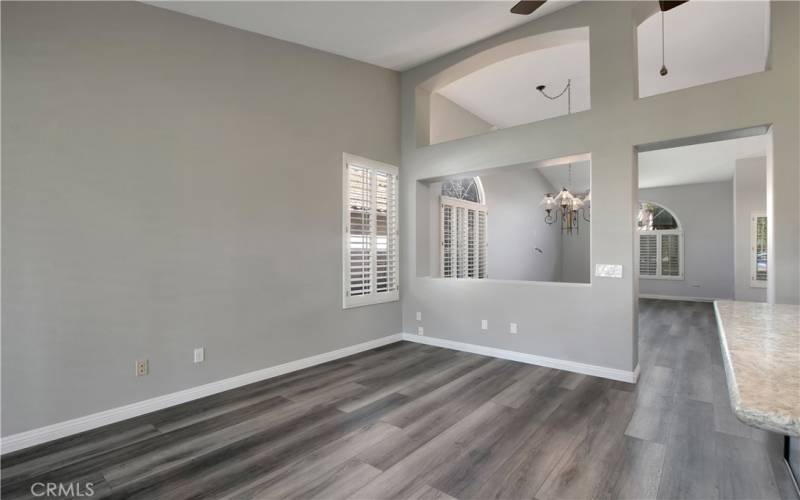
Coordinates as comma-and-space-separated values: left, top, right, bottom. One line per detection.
714, 300, 800, 436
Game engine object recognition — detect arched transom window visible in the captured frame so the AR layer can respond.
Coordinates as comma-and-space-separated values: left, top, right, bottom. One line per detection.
441, 177, 485, 205
637, 201, 683, 279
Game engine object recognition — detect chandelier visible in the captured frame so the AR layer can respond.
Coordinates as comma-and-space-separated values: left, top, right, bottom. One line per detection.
540, 167, 591, 235
536, 79, 591, 234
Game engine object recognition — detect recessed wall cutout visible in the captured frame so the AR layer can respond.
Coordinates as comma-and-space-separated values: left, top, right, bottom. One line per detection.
416, 27, 590, 146
636, 1, 769, 98
415, 154, 591, 284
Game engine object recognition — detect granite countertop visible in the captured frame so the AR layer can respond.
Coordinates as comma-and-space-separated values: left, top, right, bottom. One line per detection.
714, 300, 800, 437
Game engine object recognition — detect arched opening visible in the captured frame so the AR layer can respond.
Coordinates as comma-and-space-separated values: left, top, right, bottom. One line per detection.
416, 27, 590, 146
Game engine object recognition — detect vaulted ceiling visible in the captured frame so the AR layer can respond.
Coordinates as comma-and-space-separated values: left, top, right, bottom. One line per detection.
147, 1, 578, 71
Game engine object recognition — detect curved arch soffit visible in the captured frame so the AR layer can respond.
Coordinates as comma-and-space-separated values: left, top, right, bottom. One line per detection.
419, 26, 589, 93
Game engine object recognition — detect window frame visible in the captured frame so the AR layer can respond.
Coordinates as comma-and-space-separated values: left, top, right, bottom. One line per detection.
637, 201, 684, 281
750, 211, 767, 288
637, 230, 684, 280
439, 195, 488, 280
342, 153, 399, 309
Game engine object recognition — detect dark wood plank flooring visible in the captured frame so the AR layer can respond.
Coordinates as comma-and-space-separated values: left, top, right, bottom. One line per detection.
2, 300, 796, 499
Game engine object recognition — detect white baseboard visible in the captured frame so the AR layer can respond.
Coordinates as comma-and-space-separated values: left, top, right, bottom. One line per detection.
401, 333, 639, 384
1, 334, 403, 455
639, 294, 717, 302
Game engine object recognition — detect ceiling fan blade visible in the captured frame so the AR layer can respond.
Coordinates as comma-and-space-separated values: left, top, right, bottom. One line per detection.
510, 0, 547, 15
659, 1, 688, 12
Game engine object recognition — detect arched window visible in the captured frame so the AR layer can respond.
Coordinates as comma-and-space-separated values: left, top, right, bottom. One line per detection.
440, 177, 487, 279
637, 201, 683, 279
441, 177, 485, 204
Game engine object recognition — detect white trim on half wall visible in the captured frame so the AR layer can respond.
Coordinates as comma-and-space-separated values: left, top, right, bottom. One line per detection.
401, 333, 639, 384
639, 294, 717, 302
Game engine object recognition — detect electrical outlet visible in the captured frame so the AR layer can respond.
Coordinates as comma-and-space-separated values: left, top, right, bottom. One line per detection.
135, 359, 149, 377
481, 319, 488, 331
417, 326, 424, 336
194, 347, 205, 363
510, 322, 518, 334
416, 311, 422, 321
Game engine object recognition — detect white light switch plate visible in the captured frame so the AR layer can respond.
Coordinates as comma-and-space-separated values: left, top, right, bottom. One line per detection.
416, 312, 422, 321
595, 264, 623, 278
481, 319, 488, 331
194, 348, 205, 363
509, 323, 518, 334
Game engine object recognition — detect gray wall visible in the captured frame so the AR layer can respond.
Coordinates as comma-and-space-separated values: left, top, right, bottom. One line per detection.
482, 168, 562, 282
561, 225, 591, 284
638, 181, 734, 300
2, 2, 401, 436
400, 1, 798, 375
429, 93, 493, 145
734, 157, 767, 302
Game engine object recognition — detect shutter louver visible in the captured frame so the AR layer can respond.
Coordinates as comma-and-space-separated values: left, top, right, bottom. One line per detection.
755, 216, 767, 282
348, 165, 372, 297
442, 204, 454, 278
375, 170, 398, 293
440, 196, 488, 280
660, 233, 680, 276
344, 156, 399, 308
639, 234, 657, 276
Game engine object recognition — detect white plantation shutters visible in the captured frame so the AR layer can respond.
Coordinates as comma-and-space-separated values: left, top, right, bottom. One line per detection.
660, 233, 681, 277
639, 234, 658, 277
750, 212, 767, 287
343, 154, 399, 308
440, 196, 488, 279
638, 230, 683, 279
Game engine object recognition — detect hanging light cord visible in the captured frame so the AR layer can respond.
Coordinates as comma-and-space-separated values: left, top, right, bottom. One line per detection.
660, 12, 669, 76
662, 12, 666, 68
537, 79, 571, 114
568, 163, 573, 191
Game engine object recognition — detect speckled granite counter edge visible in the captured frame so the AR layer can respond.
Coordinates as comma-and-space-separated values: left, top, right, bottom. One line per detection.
713, 301, 800, 437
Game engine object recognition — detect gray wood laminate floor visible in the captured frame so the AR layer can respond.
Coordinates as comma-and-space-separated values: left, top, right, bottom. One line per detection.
2, 300, 796, 499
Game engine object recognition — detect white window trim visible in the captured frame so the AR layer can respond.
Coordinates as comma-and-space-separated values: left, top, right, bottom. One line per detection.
637, 229, 684, 280
750, 211, 767, 288
342, 153, 399, 309
439, 195, 488, 280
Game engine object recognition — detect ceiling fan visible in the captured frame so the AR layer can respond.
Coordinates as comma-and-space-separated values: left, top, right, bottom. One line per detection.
510, 0, 688, 16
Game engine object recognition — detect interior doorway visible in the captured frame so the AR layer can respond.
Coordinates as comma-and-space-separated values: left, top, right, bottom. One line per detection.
635, 130, 770, 303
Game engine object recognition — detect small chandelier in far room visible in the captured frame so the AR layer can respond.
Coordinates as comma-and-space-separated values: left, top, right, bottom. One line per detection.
541, 184, 591, 235
535, 80, 590, 234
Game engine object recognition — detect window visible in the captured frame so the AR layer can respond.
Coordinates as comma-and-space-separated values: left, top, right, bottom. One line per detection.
441, 177, 484, 204
751, 212, 767, 288
440, 196, 487, 279
637, 201, 683, 280
342, 154, 398, 308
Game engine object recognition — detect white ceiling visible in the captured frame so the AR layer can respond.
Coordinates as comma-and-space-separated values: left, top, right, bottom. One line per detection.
148, 1, 578, 71
638, 134, 767, 189
437, 39, 590, 128
435, 1, 768, 129
637, 0, 769, 98
536, 161, 591, 193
